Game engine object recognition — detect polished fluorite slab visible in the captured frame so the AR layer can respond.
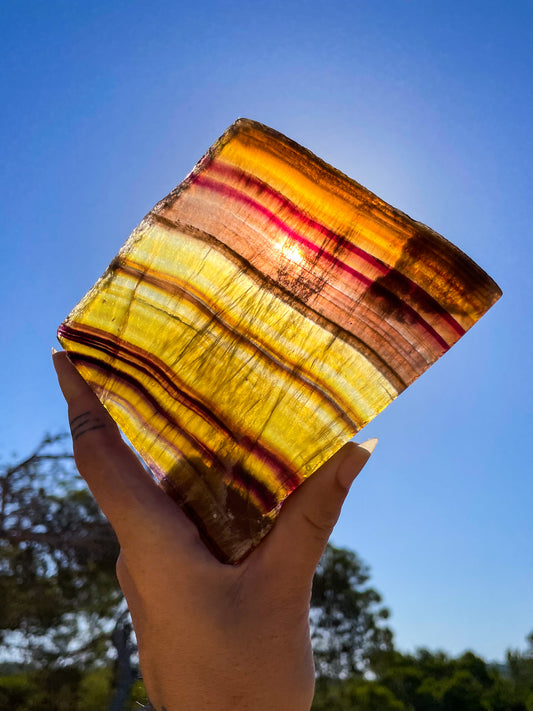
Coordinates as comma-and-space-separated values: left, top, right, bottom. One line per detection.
58, 119, 502, 563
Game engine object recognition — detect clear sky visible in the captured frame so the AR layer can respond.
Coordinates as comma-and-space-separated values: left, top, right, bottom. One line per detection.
1, 0, 531, 662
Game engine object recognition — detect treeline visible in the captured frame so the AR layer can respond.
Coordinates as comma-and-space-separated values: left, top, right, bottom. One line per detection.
0, 435, 531, 710
313, 642, 533, 711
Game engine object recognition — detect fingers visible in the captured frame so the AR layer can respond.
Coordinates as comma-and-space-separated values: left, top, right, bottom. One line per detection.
52, 350, 190, 548
262, 440, 377, 584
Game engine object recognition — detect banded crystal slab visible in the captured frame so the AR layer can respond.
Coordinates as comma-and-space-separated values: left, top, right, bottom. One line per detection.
58, 119, 502, 563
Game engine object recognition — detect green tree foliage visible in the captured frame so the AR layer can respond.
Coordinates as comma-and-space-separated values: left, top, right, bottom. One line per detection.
313, 676, 407, 710
0, 665, 149, 710
378, 648, 528, 711
507, 633, 533, 710
311, 542, 394, 678
0, 434, 138, 708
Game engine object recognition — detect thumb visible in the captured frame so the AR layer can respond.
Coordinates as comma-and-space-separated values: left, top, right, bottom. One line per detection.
262, 439, 377, 583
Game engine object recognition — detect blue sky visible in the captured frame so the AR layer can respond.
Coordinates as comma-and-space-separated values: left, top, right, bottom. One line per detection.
1, 0, 531, 661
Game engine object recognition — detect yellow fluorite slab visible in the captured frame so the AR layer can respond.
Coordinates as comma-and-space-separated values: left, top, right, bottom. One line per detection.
58, 119, 501, 563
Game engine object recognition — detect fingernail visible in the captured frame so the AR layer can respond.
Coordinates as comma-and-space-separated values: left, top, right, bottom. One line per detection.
52, 350, 88, 401
358, 437, 378, 455
52, 347, 72, 364
337, 438, 378, 490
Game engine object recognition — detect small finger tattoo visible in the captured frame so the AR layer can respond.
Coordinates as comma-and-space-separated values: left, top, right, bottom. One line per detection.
70, 411, 106, 441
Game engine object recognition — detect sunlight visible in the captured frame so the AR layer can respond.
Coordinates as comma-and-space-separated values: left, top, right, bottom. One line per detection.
278, 240, 304, 265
